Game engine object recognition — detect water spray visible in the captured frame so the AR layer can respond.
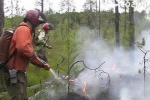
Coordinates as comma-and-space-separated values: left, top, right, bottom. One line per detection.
49, 68, 58, 79
49, 68, 68, 84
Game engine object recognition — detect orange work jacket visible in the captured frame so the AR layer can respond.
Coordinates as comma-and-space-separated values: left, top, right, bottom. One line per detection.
7, 22, 46, 72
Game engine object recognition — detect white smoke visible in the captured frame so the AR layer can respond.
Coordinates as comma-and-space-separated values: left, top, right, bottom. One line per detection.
120, 87, 132, 100
73, 26, 150, 100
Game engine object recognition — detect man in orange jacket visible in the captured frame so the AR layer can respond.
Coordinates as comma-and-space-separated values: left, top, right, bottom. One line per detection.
5, 9, 51, 100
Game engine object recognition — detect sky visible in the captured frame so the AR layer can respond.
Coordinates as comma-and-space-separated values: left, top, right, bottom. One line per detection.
4, 0, 150, 15
19, 0, 87, 12
4, 0, 87, 13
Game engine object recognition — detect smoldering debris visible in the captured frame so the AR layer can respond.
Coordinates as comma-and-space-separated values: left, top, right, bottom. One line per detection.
73, 27, 150, 100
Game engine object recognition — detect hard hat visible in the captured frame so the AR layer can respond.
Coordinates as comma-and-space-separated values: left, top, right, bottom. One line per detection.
42, 23, 53, 33
24, 9, 47, 27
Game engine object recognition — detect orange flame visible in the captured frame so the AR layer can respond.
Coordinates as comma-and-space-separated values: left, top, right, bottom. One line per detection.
69, 79, 74, 83
83, 81, 87, 96
112, 65, 118, 71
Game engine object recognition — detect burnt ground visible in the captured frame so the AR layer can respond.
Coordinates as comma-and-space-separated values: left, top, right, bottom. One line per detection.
58, 91, 110, 100
29, 74, 150, 100
59, 92, 89, 100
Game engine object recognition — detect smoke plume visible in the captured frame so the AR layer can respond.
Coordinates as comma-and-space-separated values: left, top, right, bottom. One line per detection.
73, 26, 150, 100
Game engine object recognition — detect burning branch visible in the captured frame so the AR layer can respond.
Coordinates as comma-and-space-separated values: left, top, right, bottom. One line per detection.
67, 60, 105, 94
83, 81, 88, 96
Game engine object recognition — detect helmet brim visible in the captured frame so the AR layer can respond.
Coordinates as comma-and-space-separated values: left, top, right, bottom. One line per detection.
39, 12, 47, 24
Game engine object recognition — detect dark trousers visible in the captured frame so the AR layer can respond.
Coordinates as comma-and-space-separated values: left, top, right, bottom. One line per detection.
5, 72, 28, 100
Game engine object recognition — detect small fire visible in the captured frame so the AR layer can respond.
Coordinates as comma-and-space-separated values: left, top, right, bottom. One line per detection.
83, 81, 88, 96
69, 79, 74, 83
112, 65, 118, 71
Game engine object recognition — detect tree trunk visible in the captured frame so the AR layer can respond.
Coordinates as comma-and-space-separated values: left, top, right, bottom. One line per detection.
41, 0, 44, 12
95, 0, 97, 27
99, 0, 101, 37
115, 0, 120, 46
89, 0, 92, 12
0, 0, 4, 36
124, 0, 127, 35
95, 0, 99, 37
129, 0, 135, 50
0, 0, 5, 92
15, 0, 19, 15
67, 0, 71, 94
123, 0, 127, 46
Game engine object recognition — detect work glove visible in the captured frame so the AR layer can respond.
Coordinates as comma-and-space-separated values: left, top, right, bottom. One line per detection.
45, 44, 52, 49
43, 63, 51, 71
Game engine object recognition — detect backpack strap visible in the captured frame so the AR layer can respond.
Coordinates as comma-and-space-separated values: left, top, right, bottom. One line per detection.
0, 50, 17, 73
0, 64, 9, 73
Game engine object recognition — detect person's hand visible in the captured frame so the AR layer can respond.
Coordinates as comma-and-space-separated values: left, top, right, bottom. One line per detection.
44, 63, 51, 70
46, 45, 52, 49
45, 43, 52, 49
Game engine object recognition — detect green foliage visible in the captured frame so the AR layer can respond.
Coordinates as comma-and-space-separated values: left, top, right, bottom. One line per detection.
27, 64, 51, 86
142, 38, 146, 46
0, 92, 9, 100
4, 16, 23, 29
136, 38, 145, 48
4, 17, 13, 30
